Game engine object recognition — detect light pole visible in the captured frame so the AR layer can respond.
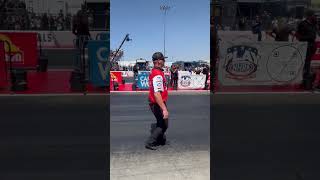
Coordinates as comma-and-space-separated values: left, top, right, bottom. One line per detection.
160, 5, 170, 59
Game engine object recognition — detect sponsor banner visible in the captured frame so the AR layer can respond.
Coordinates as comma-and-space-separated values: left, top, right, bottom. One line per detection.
0, 31, 107, 49
88, 40, 109, 87
178, 71, 206, 89
218, 40, 307, 86
0, 32, 38, 68
137, 71, 150, 89
120, 71, 134, 77
110, 71, 123, 84
0, 41, 6, 86
37, 31, 107, 49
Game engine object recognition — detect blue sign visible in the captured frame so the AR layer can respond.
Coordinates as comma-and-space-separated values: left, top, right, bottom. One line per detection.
137, 71, 150, 89
88, 40, 109, 87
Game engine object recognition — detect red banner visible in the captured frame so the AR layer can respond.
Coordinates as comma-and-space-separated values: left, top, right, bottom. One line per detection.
0, 32, 38, 68
110, 71, 123, 84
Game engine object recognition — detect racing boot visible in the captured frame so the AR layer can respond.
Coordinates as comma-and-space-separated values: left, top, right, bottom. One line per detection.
145, 127, 163, 150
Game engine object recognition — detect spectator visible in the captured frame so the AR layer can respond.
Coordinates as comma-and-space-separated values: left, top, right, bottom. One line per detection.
170, 65, 174, 87
195, 67, 201, 75
72, 4, 90, 36
49, 15, 56, 30
88, 9, 94, 29
172, 65, 178, 90
133, 64, 138, 80
268, 17, 295, 41
65, 13, 72, 30
238, 16, 247, 31
296, 10, 318, 90
202, 65, 209, 90
252, 15, 262, 41
41, 13, 49, 30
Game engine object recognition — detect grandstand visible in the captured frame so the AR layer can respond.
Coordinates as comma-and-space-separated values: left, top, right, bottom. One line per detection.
0, 0, 109, 31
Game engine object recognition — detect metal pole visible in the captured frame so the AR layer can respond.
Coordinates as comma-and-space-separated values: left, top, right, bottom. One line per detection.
212, 0, 217, 93
164, 9, 166, 57
111, 34, 130, 62
160, 5, 170, 58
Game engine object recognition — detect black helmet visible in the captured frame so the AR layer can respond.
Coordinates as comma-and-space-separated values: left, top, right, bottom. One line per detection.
152, 52, 165, 61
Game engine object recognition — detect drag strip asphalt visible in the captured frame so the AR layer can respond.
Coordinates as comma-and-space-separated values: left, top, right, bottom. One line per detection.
213, 94, 320, 180
110, 94, 210, 180
0, 95, 108, 180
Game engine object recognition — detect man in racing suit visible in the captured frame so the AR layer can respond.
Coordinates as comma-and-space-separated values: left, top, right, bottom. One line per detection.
145, 52, 169, 150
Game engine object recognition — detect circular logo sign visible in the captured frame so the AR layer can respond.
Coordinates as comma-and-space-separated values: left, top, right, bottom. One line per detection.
180, 75, 191, 87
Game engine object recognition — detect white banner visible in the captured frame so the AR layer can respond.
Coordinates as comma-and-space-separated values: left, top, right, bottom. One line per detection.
120, 71, 134, 77
218, 40, 308, 86
178, 71, 206, 89
0, 30, 107, 49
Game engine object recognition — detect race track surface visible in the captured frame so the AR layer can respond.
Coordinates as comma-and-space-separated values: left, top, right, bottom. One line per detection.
213, 93, 320, 180
110, 94, 210, 180
0, 95, 109, 180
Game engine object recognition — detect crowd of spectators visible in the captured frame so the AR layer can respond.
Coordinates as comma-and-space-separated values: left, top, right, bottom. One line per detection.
216, 10, 303, 33
214, 10, 320, 42
0, 0, 94, 31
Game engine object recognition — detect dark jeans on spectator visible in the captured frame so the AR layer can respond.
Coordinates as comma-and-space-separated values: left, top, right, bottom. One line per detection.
74, 35, 90, 72
303, 44, 316, 78
257, 31, 262, 41
76, 35, 90, 49
173, 78, 178, 89
302, 43, 317, 89
204, 74, 209, 89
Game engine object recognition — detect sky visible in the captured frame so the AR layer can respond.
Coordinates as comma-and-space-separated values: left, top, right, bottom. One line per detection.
111, 0, 210, 62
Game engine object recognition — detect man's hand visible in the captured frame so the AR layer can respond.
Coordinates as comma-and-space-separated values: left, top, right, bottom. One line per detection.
163, 109, 169, 119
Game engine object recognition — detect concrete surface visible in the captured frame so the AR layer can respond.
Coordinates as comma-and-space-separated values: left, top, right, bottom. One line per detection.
213, 93, 320, 180
0, 95, 109, 180
110, 94, 210, 180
